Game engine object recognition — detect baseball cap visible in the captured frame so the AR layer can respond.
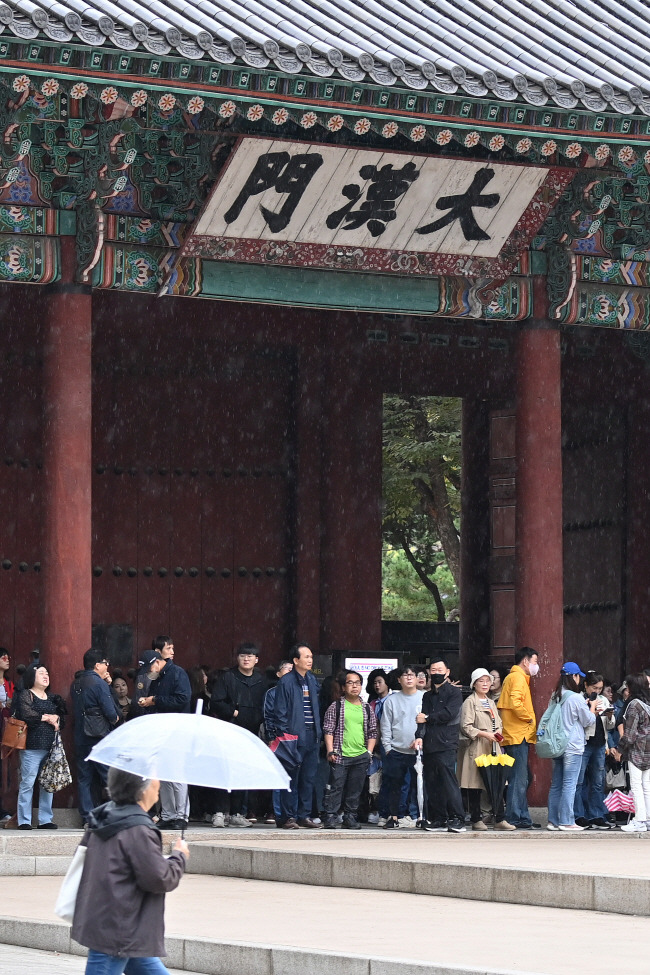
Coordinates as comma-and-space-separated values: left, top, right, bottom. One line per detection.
561, 661, 585, 677
138, 649, 163, 668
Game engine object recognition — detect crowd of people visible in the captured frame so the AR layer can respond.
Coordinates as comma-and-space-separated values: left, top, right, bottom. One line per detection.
1, 641, 649, 833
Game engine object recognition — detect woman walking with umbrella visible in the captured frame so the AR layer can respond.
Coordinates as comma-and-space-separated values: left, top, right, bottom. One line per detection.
72, 768, 189, 975
457, 669, 515, 831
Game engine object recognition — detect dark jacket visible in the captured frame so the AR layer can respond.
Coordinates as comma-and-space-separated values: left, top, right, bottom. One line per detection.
151, 660, 191, 714
71, 670, 121, 742
71, 800, 186, 957
415, 681, 463, 753
209, 667, 268, 734
273, 669, 321, 747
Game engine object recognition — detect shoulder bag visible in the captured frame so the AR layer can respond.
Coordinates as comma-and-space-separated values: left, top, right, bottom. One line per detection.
55, 843, 87, 923
39, 730, 73, 793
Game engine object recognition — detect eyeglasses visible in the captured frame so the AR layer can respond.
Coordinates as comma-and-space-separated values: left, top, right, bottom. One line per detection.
345, 680, 362, 686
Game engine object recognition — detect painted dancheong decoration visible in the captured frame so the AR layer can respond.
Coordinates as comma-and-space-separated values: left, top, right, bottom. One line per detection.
187, 138, 573, 279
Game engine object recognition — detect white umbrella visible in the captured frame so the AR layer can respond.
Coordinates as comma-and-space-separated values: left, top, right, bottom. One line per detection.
415, 750, 425, 823
88, 711, 290, 792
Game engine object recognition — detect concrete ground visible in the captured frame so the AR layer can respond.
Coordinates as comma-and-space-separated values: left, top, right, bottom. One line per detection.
0, 944, 207, 975
1, 870, 650, 975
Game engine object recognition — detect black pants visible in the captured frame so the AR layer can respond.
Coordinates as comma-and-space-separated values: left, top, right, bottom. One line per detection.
467, 787, 505, 823
423, 750, 465, 823
323, 754, 370, 817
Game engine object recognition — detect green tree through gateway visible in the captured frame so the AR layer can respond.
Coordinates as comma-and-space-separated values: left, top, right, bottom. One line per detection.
382, 395, 461, 622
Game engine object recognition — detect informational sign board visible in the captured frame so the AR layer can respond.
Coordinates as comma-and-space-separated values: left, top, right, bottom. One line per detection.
344, 657, 399, 699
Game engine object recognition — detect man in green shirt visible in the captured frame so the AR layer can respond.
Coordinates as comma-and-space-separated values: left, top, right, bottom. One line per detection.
322, 670, 378, 829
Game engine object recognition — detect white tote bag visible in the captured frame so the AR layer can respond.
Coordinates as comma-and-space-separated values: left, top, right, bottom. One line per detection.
54, 844, 87, 923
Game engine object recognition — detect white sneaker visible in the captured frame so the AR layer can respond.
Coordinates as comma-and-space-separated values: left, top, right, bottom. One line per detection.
367, 812, 380, 824
377, 817, 388, 827
398, 816, 416, 828
546, 823, 558, 831
211, 812, 225, 828
229, 813, 252, 828
621, 820, 647, 832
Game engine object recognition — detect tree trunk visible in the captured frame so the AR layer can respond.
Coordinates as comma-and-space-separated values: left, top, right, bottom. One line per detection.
413, 464, 461, 588
396, 531, 447, 622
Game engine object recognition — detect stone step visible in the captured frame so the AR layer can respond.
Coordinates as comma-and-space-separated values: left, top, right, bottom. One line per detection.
2, 873, 650, 975
186, 833, 650, 916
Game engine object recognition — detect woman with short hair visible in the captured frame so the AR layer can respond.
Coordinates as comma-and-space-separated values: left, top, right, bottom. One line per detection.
14, 663, 62, 830
72, 768, 189, 974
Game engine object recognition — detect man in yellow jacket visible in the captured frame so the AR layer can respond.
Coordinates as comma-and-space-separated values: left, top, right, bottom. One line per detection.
498, 647, 540, 830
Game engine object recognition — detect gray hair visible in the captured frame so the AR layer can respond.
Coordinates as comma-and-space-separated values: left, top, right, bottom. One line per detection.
107, 767, 151, 806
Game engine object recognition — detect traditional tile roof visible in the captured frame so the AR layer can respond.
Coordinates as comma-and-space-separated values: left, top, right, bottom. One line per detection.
1, 0, 649, 116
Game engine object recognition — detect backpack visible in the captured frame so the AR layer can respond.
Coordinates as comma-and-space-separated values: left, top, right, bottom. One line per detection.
535, 693, 570, 759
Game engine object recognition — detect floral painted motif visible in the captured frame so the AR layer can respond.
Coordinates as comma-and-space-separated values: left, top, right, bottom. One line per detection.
327, 115, 344, 132
219, 100, 237, 118
187, 96, 205, 115
100, 87, 118, 105
464, 131, 480, 148
382, 121, 399, 138
301, 111, 318, 128
618, 146, 636, 165
436, 129, 453, 145
158, 93, 176, 112
594, 144, 610, 161
12, 75, 30, 93
488, 135, 505, 151
41, 79, 59, 98
247, 104, 264, 121
565, 142, 583, 159
70, 82, 89, 100
515, 138, 532, 154
645, 149, 650, 166
541, 140, 557, 156
131, 90, 148, 107
272, 108, 289, 125
410, 124, 426, 142
354, 118, 371, 135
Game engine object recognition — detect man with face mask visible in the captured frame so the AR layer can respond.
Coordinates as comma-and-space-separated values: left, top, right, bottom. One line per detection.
415, 657, 466, 832
498, 647, 540, 830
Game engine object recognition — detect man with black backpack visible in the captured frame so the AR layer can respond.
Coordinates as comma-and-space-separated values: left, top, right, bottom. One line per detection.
71, 648, 121, 826
322, 670, 377, 829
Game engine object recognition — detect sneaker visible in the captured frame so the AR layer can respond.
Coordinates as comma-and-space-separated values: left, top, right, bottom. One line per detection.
37, 822, 58, 830
590, 818, 614, 830
575, 817, 591, 829
203, 812, 213, 823
493, 820, 516, 831
174, 819, 188, 831
426, 821, 448, 832
447, 818, 466, 833
229, 813, 252, 828
472, 820, 488, 831
397, 816, 416, 828
157, 819, 178, 830
558, 824, 586, 831
323, 815, 339, 829
342, 816, 362, 830
377, 817, 388, 827
17, 824, 32, 830
546, 823, 558, 831
311, 817, 322, 825
367, 811, 380, 824
621, 820, 647, 832
384, 818, 399, 829
0, 812, 11, 823
211, 812, 225, 828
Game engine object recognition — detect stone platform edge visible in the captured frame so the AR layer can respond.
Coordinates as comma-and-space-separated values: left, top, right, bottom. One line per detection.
0, 916, 549, 975
187, 843, 650, 917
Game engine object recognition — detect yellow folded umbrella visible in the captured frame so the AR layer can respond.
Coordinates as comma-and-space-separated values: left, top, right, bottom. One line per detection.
474, 753, 515, 767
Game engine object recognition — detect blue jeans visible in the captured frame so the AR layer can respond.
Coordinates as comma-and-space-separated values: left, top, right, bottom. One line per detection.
504, 741, 532, 827
574, 743, 608, 821
278, 727, 320, 823
76, 735, 109, 822
85, 950, 168, 975
382, 750, 416, 818
548, 752, 583, 826
18, 748, 53, 826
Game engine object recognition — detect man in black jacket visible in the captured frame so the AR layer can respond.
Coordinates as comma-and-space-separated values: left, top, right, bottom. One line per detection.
415, 656, 466, 833
208, 641, 268, 827
71, 648, 121, 826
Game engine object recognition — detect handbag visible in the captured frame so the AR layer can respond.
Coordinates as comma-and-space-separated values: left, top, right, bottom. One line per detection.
82, 706, 110, 739
54, 844, 87, 923
38, 730, 73, 793
1, 715, 27, 752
